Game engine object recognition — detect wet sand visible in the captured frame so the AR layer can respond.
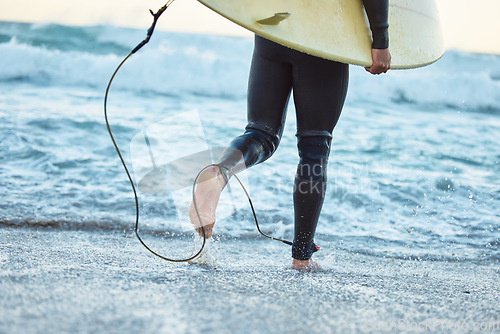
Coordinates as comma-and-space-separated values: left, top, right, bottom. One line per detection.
1, 227, 499, 333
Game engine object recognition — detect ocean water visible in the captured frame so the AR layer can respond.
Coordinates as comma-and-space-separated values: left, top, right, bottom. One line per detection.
0, 21, 499, 262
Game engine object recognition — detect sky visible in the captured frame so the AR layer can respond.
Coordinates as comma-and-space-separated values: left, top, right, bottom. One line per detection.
0, 0, 499, 54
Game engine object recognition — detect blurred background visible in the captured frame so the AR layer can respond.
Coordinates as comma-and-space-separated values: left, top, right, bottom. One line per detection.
1, 0, 500, 54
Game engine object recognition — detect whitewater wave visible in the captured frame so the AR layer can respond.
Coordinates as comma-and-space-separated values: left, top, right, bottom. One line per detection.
1, 22, 500, 111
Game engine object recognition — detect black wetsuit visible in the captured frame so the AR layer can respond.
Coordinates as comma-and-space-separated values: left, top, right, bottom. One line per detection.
217, 0, 389, 260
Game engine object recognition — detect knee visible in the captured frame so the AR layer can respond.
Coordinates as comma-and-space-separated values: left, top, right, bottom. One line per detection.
243, 127, 280, 162
224, 128, 280, 168
296, 134, 332, 183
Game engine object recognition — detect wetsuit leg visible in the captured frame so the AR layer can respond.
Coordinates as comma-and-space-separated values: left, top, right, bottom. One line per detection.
216, 36, 293, 172
291, 48, 349, 260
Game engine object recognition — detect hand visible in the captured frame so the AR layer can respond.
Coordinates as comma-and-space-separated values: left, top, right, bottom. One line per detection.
365, 48, 391, 75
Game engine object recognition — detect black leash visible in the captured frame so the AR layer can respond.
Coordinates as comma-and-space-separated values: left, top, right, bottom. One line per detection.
104, 0, 203, 262
104, 1, 292, 263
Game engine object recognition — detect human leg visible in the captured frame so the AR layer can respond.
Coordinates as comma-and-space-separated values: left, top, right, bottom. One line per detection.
291, 53, 349, 265
190, 35, 293, 238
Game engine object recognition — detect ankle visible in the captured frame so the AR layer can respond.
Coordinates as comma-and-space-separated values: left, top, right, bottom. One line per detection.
198, 166, 219, 182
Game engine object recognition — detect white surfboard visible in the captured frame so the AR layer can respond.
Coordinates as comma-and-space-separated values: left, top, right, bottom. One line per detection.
197, 0, 444, 69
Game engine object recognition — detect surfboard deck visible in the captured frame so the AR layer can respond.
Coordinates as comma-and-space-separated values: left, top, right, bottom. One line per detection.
197, 0, 444, 69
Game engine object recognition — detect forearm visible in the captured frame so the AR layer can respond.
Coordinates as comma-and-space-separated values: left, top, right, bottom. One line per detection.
362, 0, 389, 49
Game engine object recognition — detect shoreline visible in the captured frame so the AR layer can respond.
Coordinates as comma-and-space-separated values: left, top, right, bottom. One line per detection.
1, 227, 498, 333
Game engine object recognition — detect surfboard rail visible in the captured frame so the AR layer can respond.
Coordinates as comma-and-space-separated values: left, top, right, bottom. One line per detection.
197, 0, 445, 69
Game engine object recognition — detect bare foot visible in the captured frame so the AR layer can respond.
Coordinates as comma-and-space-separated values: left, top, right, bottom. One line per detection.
291, 258, 321, 272
188, 166, 226, 238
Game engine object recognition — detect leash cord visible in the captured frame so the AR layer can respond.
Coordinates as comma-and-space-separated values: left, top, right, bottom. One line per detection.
104, 1, 292, 263
104, 0, 205, 262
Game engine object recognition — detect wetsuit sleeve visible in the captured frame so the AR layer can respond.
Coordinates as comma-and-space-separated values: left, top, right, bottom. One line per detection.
361, 0, 389, 49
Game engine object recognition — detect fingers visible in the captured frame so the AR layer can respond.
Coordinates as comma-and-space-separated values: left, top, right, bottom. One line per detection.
365, 48, 391, 75
365, 64, 389, 75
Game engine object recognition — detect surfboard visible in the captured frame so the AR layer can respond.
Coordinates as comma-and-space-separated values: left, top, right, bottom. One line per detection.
197, 0, 444, 69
